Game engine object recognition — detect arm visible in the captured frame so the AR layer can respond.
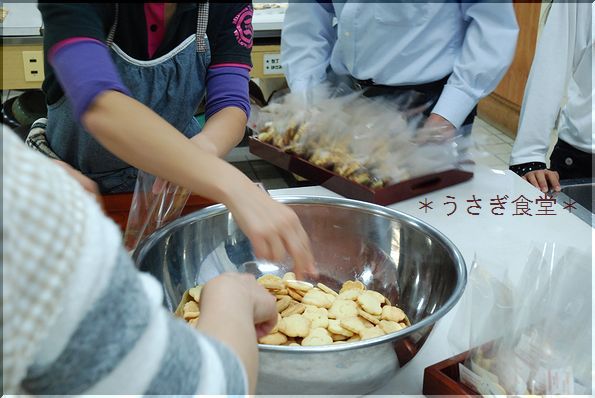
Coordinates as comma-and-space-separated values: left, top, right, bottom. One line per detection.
198, 273, 277, 394
191, 107, 247, 157
510, 3, 575, 167
431, 2, 519, 128
281, 3, 337, 93
44, 16, 315, 276
83, 90, 316, 278
191, 66, 251, 157
4, 131, 271, 394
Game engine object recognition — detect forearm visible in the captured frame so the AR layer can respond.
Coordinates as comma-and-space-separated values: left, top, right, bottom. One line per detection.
432, 3, 519, 128
197, 294, 258, 394
191, 107, 247, 157
82, 90, 251, 202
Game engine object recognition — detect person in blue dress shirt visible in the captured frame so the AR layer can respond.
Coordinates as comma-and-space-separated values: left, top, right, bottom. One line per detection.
281, 2, 519, 132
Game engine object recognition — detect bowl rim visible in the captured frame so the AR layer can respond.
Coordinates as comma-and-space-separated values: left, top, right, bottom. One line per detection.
134, 194, 467, 353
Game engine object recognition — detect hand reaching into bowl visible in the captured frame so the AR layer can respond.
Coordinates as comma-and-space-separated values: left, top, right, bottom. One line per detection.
224, 180, 317, 280
198, 273, 278, 394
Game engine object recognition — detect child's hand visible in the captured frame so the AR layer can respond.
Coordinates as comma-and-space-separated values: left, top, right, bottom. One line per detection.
224, 182, 317, 280
200, 273, 278, 338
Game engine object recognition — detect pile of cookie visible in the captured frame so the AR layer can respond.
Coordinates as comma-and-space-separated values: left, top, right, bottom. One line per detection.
175, 273, 410, 346
175, 285, 203, 327
257, 273, 409, 346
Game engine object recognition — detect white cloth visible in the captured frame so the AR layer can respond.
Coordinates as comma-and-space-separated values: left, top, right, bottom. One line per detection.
510, 2, 594, 165
2, 128, 248, 395
281, 2, 519, 128
2, 126, 90, 393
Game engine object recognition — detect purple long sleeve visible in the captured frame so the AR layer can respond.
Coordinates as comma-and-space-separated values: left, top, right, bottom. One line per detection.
205, 66, 250, 120
49, 39, 131, 122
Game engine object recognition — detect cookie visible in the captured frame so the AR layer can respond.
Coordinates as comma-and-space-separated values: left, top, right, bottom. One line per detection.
302, 289, 334, 309
271, 313, 282, 334
282, 272, 296, 281
328, 299, 359, 319
340, 280, 365, 294
331, 333, 349, 341
188, 286, 203, 302
357, 291, 383, 315
328, 319, 354, 337
183, 301, 200, 319
276, 296, 292, 313
257, 274, 284, 290
288, 288, 304, 301
340, 316, 367, 334
303, 306, 329, 329
337, 289, 363, 301
281, 301, 306, 317
366, 290, 386, 304
286, 280, 314, 292
302, 328, 333, 346
379, 320, 403, 334
175, 290, 192, 318
279, 314, 311, 337
359, 326, 385, 340
259, 332, 288, 345
381, 305, 406, 322
357, 308, 380, 325
317, 282, 338, 296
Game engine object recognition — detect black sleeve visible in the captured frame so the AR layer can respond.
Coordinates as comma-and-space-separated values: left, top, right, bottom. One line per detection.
38, 3, 111, 53
207, 3, 253, 67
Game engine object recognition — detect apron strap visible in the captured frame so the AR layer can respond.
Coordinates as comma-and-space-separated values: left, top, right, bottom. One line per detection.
106, 3, 119, 47
196, 2, 209, 53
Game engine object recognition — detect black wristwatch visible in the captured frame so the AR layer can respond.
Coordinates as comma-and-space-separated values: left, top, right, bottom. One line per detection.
509, 162, 547, 177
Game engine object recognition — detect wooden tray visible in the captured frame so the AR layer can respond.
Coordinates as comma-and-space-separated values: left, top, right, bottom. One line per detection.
422, 350, 478, 396
102, 192, 215, 231
249, 137, 473, 205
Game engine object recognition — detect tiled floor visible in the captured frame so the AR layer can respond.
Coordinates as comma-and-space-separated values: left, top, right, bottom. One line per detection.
470, 117, 514, 170
231, 116, 517, 190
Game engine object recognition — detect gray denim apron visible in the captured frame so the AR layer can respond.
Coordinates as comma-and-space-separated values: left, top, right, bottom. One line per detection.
45, 3, 210, 193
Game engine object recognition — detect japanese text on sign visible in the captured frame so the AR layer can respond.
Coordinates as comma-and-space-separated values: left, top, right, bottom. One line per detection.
263, 53, 283, 75
418, 194, 576, 216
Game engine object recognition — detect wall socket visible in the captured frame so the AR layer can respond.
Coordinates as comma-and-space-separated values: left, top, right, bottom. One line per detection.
22, 50, 44, 82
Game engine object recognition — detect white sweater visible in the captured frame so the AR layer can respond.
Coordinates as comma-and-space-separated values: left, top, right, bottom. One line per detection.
510, 2, 593, 165
2, 128, 247, 395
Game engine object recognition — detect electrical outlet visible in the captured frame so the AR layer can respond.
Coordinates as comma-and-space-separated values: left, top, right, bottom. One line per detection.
22, 50, 44, 82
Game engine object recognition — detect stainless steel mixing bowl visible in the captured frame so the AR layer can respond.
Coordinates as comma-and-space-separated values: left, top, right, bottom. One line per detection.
134, 196, 467, 395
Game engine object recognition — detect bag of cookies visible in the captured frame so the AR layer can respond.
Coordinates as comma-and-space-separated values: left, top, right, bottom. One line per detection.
450, 243, 591, 395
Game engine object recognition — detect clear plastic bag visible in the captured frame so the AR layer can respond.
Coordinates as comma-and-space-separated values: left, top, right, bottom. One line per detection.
249, 84, 474, 188
123, 169, 190, 252
449, 243, 592, 396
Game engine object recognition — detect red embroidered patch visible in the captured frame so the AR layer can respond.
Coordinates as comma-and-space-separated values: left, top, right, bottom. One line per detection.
233, 5, 253, 49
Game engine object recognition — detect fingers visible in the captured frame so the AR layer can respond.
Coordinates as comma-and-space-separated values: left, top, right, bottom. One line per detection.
534, 171, 549, 192
546, 170, 561, 192
246, 202, 316, 280
524, 172, 540, 190
524, 170, 560, 193
283, 225, 316, 280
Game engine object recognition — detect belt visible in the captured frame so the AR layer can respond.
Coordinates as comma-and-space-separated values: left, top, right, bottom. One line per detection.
354, 75, 450, 95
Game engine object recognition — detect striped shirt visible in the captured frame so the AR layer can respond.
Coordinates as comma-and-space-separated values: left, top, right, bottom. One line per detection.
2, 128, 247, 395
